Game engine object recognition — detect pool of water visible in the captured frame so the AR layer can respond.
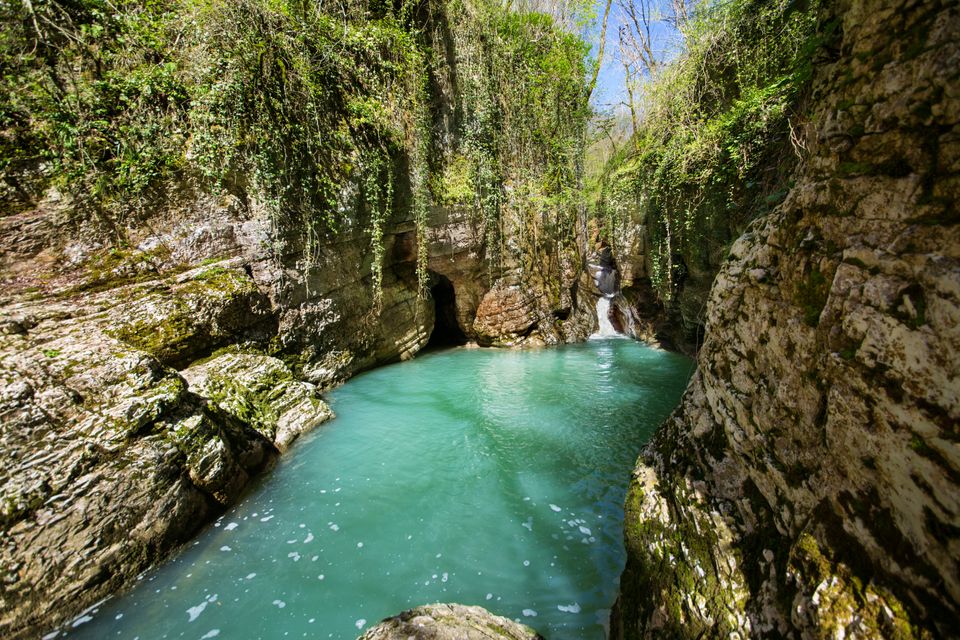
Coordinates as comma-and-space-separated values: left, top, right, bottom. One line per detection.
60, 339, 692, 640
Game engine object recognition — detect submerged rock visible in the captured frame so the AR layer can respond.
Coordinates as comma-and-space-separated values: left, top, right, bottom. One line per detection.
357, 604, 544, 640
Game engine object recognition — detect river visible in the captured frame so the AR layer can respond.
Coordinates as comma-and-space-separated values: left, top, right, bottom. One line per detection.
59, 339, 692, 640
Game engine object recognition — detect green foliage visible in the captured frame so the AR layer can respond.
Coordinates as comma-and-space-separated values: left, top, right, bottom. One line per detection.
443, 0, 590, 281
2, 0, 590, 304
595, 0, 824, 302
0, 1, 190, 217
433, 154, 475, 205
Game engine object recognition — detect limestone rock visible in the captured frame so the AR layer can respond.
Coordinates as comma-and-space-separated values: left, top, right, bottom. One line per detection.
0, 266, 276, 637
182, 352, 333, 451
357, 604, 544, 640
613, 0, 960, 637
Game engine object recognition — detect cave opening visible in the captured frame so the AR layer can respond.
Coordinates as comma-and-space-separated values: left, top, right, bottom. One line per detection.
427, 273, 467, 347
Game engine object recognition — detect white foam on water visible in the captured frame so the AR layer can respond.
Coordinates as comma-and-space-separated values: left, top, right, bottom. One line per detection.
557, 603, 581, 614
41, 632, 60, 640
288, 552, 301, 561
355, 619, 366, 630
304, 532, 314, 543
219, 546, 231, 552
224, 522, 238, 531
485, 593, 493, 600
522, 609, 537, 617
201, 630, 220, 639
318, 575, 325, 580
523, 560, 530, 567
115, 614, 123, 620
272, 600, 286, 609
579, 526, 592, 535
187, 602, 207, 622
549, 504, 562, 512
357, 542, 364, 548
329, 524, 339, 532
71, 616, 93, 628
441, 573, 449, 583
260, 515, 274, 522
245, 573, 256, 580
522, 518, 533, 531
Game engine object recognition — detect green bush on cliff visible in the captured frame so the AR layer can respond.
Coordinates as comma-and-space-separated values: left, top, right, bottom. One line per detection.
594, 0, 826, 302
0, 0, 589, 302
437, 0, 590, 278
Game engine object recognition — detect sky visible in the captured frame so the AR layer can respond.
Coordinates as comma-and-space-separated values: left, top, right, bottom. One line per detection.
584, 0, 687, 114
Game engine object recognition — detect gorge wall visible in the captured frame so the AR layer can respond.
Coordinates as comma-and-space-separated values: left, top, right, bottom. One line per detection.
0, 1, 596, 636
612, 0, 959, 637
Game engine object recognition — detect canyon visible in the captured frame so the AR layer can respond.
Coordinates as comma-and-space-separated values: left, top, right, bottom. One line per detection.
0, 0, 957, 638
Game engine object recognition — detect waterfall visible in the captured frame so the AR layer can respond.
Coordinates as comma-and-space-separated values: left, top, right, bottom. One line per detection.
593, 295, 621, 338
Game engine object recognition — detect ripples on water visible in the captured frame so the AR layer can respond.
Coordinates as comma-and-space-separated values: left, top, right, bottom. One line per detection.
59, 339, 692, 640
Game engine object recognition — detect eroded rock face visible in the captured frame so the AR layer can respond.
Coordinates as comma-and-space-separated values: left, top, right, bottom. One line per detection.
357, 604, 544, 640
0, 264, 277, 635
613, 0, 959, 637
182, 352, 333, 452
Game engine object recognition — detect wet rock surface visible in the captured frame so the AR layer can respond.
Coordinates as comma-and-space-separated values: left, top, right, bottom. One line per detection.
357, 604, 544, 640
613, 0, 959, 637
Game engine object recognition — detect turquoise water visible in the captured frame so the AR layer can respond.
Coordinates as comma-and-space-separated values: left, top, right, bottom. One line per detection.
62, 339, 692, 640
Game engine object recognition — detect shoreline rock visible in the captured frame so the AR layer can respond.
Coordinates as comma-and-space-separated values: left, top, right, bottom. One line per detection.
357, 604, 544, 640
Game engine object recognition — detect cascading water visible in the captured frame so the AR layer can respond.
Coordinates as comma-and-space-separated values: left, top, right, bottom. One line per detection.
593, 295, 621, 338
589, 251, 625, 338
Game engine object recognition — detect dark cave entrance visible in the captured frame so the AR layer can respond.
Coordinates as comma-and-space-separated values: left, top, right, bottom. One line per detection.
428, 273, 467, 347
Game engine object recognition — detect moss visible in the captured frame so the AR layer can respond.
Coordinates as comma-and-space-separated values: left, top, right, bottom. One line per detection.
41, 348, 60, 358
108, 299, 197, 364
116, 374, 188, 439
838, 161, 875, 176
179, 267, 256, 298
166, 413, 221, 465
199, 368, 295, 441
795, 268, 830, 326
107, 267, 258, 364
191, 266, 229, 281
433, 154, 476, 206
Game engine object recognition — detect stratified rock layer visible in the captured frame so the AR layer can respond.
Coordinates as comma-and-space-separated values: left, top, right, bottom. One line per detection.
613, 0, 959, 637
357, 604, 544, 640
0, 263, 282, 634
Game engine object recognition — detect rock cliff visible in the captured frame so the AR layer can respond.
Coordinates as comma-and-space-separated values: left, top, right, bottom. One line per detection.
0, 3, 597, 637
612, 0, 959, 637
